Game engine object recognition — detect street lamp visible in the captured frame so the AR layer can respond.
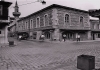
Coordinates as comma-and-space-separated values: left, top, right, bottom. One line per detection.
38, 0, 46, 4
41, 0, 46, 4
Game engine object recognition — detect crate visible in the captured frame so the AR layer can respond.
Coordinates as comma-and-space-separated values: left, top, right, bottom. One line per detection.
77, 54, 95, 70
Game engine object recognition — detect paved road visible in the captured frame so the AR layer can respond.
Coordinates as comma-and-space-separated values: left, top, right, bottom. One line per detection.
0, 39, 100, 70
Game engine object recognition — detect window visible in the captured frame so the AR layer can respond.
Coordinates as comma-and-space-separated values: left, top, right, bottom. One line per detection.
92, 23, 94, 29
36, 17, 40, 28
98, 34, 100, 38
0, 31, 1, 34
65, 14, 69, 23
30, 19, 33, 29
44, 32, 50, 39
99, 24, 100, 29
0, 5, 2, 15
94, 24, 96, 29
25, 22, 28, 29
97, 24, 99, 29
44, 14, 49, 26
80, 16, 83, 23
34, 20, 36, 28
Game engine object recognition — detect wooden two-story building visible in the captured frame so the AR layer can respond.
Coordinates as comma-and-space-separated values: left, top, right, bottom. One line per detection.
0, 0, 12, 43
16, 4, 91, 41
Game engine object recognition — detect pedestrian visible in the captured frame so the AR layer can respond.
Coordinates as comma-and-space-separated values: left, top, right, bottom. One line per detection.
19, 35, 22, 41
63, 34, 66, 42
76, 34, 80, 42
77, 34, 80, 42
40, 34, 45, 41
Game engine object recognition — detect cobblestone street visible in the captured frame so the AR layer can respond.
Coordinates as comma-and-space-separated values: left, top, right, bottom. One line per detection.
0, 40, 100, 70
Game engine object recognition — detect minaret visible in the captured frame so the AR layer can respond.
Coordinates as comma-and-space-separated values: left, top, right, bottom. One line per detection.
13, 1, 21, 20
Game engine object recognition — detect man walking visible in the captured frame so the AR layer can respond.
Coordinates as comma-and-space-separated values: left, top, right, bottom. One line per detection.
40, 34, 45, 41
76, 34, 80, 42
63, 34, 66, 42
19, 35, 22, 41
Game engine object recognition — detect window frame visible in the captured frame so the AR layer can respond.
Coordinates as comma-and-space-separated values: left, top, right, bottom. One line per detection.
36, 17, 40, 28
80, 16, 84, 23
44, 14, 49, 26
25, 21, 28, 29
30, 19, 33, 29
64, 13, 70, 25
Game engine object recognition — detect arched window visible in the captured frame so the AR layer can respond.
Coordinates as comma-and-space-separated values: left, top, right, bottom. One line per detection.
44, 14, 49, 26
36, 17, 40, 28
65, 14, 69, 23
25, 22, 28, 29
80, 16, 83, 23
30, 19, 33, 29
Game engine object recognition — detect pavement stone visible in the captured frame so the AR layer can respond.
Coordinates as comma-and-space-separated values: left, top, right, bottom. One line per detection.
0, 38, 100, 70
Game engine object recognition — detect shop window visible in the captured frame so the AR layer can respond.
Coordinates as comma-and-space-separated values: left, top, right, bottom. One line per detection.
33, 33, 37, 39
44, 32, 50, 39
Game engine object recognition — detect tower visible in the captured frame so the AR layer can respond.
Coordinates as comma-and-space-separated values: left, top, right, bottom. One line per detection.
13, 1, 21, 20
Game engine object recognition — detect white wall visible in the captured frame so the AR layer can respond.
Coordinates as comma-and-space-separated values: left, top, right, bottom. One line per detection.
0, 26, 8, 44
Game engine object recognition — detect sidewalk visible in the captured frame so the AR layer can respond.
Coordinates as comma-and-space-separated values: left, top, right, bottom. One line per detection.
0, 38, 100, 70
26, 39, 100, 44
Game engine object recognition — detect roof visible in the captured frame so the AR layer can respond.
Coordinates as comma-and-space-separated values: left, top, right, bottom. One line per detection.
90, 19, 99, 24
0, 1, 12, 7
18, 4, 88, 21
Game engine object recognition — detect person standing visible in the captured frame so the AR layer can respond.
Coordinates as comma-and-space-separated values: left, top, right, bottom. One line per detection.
19, 35, 22, 41
77, 34, 80, 42
63, 34, 66, 42
40, 34, 45, 41
76, 34, 80, 42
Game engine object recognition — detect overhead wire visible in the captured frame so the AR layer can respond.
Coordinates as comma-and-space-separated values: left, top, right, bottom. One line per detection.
9, 0, 40, 9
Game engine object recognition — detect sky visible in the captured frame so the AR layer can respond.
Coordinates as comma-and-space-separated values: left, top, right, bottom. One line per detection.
4, 0, 100, 19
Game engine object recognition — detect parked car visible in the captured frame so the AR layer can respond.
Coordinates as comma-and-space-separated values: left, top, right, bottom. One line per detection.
17, 32, 29, 40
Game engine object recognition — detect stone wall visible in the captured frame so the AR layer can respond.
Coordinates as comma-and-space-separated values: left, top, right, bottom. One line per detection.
90, 20, 100, 30
17, 8, 53, 32
56, 7, 90, 30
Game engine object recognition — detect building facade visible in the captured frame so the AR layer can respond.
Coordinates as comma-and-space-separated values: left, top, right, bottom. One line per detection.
90, 20, 100, 40
0, 0, 12, 43
15, 4, 92, 41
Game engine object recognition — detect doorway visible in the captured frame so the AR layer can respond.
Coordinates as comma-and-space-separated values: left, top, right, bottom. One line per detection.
44, 31, 50, 39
